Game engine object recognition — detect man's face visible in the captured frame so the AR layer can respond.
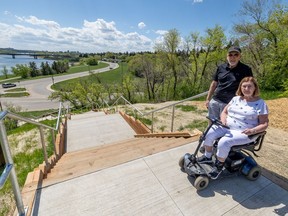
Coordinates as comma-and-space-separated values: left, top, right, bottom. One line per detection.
227, 51, 241, 67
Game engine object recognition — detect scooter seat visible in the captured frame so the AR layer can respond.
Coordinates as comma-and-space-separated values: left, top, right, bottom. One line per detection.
230, 131, 266, 154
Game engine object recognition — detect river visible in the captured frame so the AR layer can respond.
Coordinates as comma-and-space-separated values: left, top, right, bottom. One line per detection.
0, 55, 54, 74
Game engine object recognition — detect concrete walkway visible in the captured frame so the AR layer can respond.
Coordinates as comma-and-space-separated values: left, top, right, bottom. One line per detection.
31, 112, 288, 216
67, 112, 136, 152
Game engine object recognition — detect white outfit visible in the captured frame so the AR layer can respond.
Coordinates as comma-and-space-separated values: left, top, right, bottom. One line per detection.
204, 96, 268, 159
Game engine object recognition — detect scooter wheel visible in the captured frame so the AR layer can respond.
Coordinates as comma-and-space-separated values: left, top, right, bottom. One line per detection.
179, 156, 185, 170
194, 176, 209, 190
246, 165, 262, 181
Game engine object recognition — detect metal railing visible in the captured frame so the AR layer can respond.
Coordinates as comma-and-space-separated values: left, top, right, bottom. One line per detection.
0, 102, 67, 216
112, 91, 208, 133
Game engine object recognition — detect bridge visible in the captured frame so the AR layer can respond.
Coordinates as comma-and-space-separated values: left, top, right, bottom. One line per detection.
0, 53, 74, 59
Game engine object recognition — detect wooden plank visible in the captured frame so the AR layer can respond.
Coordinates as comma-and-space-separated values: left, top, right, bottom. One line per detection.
49, 138, 177, 174
19, 170, 43, 216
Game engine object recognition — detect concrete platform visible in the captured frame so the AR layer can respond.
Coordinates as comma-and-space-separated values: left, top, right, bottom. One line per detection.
67, 112, 136, 152
32, 142, 288, 216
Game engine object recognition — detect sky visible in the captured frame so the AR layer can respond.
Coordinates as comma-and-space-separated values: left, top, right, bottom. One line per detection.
0, 0, 286, 53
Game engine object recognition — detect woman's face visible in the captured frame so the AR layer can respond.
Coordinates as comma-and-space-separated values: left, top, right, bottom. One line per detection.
241, 81, 255, 97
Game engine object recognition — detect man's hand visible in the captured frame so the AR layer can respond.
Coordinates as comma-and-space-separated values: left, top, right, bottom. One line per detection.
205, 100, 209, 109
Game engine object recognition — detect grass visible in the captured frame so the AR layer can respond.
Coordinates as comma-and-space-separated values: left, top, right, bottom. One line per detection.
52, 62, 128, 91
67, 62, 108, 73
176, 104, 198, 112
19, 109, 58, 119
0, 74, 20, 81
260, 90, 285, 100
182, 119, 208, 132
0, 92, 29, 97
7, 119, 56, 135
3, 88, 26, 92
137, 116, 152, 126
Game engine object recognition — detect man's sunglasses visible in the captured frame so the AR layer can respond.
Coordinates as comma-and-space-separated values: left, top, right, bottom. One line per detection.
228, 53, 239, 57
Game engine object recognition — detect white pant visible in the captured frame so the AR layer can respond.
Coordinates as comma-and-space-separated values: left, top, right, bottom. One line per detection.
204, 125, 257, 159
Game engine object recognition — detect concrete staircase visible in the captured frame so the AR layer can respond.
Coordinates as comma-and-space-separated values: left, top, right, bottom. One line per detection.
20, 111, 200, 215
41, 111, 200, 187
18, 111, 288, 216
42, 136, 199, 188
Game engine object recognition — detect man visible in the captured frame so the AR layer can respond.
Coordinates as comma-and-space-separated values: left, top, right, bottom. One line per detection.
205, 46, 253, 120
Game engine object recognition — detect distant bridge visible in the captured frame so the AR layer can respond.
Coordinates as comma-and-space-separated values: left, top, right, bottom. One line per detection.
0, 53, 46, 59
0, 53, 73, 59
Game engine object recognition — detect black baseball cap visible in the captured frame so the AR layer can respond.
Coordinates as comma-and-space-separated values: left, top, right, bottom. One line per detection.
228, 46, 241, 53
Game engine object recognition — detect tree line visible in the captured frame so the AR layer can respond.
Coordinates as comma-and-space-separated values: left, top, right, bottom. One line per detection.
50, 0, 288, 108
125, 0, 288, 101
11, 60, 70, 79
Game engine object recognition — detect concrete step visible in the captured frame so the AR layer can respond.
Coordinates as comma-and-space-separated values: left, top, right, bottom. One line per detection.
43, 136, 199, 187
69, 111, 106, 120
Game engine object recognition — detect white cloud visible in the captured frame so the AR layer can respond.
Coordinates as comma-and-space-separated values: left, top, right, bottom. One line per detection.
0, 15, 155, 52
155, 30, 168, 35
16, 15, 60, 29
138, 22, 146, 29
4, 11, 11, 15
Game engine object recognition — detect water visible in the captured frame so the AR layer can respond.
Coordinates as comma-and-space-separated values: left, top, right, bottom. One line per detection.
0, 55, 54, 74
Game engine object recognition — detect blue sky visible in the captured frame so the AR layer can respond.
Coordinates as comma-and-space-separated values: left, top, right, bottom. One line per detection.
0, 0, 286, 53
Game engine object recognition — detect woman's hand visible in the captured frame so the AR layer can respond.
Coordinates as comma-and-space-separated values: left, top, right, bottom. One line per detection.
242, 128, 256, 135
220, 104, 229, 125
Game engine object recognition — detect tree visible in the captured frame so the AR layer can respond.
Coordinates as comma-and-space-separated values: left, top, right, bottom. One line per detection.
86, 56, 100, 66
122, 74, 136, 102
234, 0, 288, 90
155, 29, 181, 99
11, 64, 30, 79
2, 102, 22, 130
1, 66, 9, 79
128, 53, 164, 101
175, 25, 227, 97
198, 25, 227, 90
52, 60, 69, 74
40, 62, 50, 76
49, 75, 106, 109
29, 62, 39, 77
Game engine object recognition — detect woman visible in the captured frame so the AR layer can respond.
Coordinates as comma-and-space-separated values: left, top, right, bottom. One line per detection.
198, 77, 269, 179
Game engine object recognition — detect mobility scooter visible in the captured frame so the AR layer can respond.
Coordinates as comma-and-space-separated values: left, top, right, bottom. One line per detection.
179, 117, 266, 190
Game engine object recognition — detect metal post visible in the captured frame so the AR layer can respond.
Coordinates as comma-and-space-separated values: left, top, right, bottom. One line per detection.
151, 113, 154, 133
51, 129, 56, 156
0, 120, 26, 215
171, 105, 175, 132
51, 74, 54, 86
39, 126, 49, 166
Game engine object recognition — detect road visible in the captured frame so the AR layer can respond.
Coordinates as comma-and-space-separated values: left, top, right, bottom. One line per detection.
0, 62, 118, 111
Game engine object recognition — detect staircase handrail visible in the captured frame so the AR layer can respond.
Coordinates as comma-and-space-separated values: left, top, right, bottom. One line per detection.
111, 95, 144, 115
142, 91, 208, 116
0, 102, 68, 216
111, 91, 208, 133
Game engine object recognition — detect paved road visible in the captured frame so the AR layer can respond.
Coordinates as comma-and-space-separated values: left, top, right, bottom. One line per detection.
0, 62, 118, 111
